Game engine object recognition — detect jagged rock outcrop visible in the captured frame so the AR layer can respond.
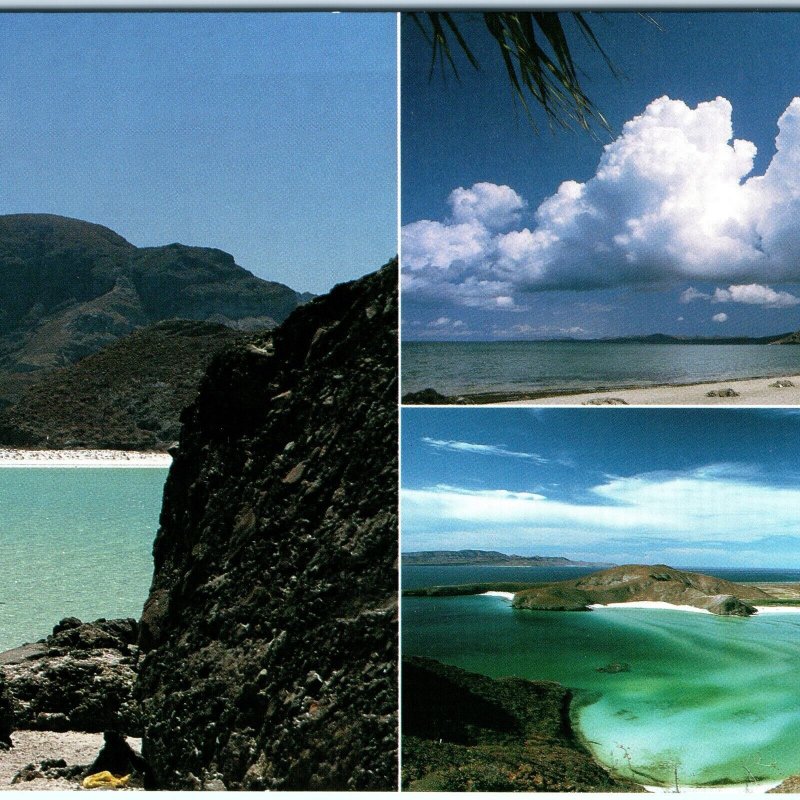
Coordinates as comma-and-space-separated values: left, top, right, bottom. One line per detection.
0, 674, 13, 748
0, 618, 140, 734
402, 657, 643, 792
136, 260, 398, 790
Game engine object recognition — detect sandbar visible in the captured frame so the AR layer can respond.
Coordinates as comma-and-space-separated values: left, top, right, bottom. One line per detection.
491, 373, 800, 406
0, 449, 172, 468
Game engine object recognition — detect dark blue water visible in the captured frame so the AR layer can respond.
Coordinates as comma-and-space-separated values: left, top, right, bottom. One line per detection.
402, 341, 800, 396
402, 564, 800, 590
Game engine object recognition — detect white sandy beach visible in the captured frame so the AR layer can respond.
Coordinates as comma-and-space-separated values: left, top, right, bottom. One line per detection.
0, 449, 172, 468
489, 597, 800, 615
493, 373, 800, 406
482, 591, 515, 600
589, 600, 713, 614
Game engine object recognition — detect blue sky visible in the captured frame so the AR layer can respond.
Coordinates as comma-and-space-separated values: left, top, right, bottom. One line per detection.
402, 407, 800, 568
402, 12, 800, 339
0, 12, 396, 293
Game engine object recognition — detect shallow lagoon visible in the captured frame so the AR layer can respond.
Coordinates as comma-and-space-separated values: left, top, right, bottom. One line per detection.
0, 468, 167, 651
402, 592, 800, 787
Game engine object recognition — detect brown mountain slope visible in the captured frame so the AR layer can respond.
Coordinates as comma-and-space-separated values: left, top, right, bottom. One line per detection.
0, 214, 307, 394
0, 320, 251, 450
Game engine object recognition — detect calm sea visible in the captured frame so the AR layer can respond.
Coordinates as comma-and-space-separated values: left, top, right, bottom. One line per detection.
402, 565, 800, 787
402, 341, 800, 396
0, 468, 167, 652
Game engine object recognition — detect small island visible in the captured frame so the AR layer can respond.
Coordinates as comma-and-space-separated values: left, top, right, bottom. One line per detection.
404, 563, 800, 616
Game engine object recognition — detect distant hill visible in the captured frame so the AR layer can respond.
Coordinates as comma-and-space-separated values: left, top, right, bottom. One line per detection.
405, 564, 773, 616
512, 564, 769, 615
403, 550, 613, 567
595, 333, 793, 345
0, 320, 252, 450
0, 214, 308, 396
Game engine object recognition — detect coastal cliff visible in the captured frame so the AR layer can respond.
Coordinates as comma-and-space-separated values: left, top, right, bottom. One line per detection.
135, 260, 398, 790
402, 657, 643, 792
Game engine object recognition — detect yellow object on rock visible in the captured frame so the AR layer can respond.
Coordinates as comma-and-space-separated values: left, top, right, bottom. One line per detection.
82, 771, 131, 789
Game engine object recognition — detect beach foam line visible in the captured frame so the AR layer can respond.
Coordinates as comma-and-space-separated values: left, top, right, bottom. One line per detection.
589, 601, 712, 614
644, 780, 782, 794
482, 591, 515, 601
0, 449, 172, 468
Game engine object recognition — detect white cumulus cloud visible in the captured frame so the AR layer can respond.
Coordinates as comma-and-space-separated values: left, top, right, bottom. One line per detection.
403, 96, 800, 307
712, 312, 728, 322
421, 437, 548, 462
401, 468, 800, 549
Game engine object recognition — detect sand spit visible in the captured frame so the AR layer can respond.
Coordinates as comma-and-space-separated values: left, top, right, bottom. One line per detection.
0, 449, 171, 468
492, 373, 800, 406
589, 601, 713, 614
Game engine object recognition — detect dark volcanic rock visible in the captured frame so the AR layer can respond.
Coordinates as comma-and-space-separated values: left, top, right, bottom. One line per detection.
0, 673, 13, 748
0, 618, 140, 734
136, 260, 398, 790
87, 730, 149, 780
401, 387, 453, 405
402, 657, 642, 792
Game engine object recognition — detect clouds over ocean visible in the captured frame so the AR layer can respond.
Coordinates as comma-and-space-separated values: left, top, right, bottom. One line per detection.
403, 96, 800, 311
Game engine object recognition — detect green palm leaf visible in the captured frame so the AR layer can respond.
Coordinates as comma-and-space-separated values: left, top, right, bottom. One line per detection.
407, 11, 624, 134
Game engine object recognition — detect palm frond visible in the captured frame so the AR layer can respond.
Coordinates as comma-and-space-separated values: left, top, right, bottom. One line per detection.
407, 11, 617, 134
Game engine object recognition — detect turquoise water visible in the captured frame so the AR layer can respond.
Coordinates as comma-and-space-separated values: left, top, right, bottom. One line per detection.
402, 593, 800, 787
402, 341, 800, 396
0, 468, 168, 652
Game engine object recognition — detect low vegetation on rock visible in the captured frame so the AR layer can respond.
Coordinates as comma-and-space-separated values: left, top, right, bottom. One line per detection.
402, 657, 643, 792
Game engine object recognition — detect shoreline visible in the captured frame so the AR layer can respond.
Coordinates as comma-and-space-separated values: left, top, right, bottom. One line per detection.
406, 371, 800, 406
643, 780, 782, 793
498, 371, 800, 406
484, 595, 800, 614
0, 448, 172, 468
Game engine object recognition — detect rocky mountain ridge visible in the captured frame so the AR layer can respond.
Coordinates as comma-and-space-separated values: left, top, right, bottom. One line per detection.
0, 214, 309, 406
